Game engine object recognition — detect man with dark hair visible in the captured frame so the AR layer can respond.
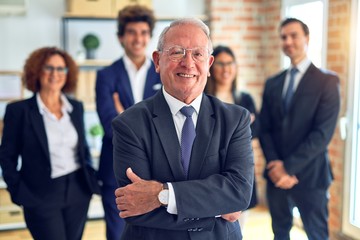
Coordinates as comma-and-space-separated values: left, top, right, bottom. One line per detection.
259, 18, 340, 239
95, 5, 161, 240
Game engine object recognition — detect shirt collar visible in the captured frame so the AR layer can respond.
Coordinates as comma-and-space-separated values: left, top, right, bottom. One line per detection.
291, 57, 311, 75
162, 87, 202, 116
123, 54, 151, 72
36, 93, 73, 115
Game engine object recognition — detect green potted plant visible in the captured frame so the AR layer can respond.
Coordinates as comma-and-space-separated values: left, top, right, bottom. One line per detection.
89, 124, 104, 151
82, 33, 100, 59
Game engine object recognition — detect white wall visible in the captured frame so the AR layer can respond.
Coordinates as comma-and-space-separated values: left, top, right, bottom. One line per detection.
0, 0, 65, 70
0, 0, 205, 71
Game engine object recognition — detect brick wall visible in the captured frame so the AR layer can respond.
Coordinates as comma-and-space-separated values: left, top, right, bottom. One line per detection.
327, 0, 351, 237
208, 0, 351, 238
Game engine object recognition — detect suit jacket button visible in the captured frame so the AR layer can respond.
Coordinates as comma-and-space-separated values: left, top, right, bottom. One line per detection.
198, 227, 203, 231
187, 228, 193, 231
195, 218, 200, 220
192, 228, 198, 231
191, 218, 195, 221
183, 218, 189, 222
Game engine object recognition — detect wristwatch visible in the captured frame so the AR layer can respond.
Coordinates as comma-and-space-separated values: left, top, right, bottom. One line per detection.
158, 183, 169, 207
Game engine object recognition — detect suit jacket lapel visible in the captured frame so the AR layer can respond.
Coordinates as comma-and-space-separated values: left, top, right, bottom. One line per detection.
68, 101, 83, 152
116, 58, 134, 107
152, 91, 186, 180
290, 63, 316, 108
143, 63, 160, 99
188, 95, 215, 180
275, 70, 287, 116
29, 96, 50, 160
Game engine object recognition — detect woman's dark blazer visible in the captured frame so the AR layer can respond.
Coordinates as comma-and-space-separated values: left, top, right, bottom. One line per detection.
0, 95, 99, 207
233, 91, 260, 139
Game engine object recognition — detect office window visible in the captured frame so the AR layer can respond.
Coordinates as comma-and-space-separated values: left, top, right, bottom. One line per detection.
343, 0, 360, 237
281, 0, 328, 68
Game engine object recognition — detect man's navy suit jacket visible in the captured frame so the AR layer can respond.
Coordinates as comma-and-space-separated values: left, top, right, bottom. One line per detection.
260, 63, 340, 189
96, 58, 161, 186
112, 90, 254, 240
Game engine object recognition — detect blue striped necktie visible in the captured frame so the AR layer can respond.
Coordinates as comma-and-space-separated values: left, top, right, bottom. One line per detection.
180, 106, 196, 177
284, 68, 298, 113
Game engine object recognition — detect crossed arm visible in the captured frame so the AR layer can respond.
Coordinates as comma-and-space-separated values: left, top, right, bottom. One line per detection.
115, 168, 242, 222
112, 108, 254, 228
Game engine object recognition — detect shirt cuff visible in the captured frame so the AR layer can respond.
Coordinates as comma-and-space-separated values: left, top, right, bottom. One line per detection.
166, 182, 178, 214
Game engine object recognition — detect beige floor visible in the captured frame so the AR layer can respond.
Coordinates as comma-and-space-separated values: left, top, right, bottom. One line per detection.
0, 206, 307, 240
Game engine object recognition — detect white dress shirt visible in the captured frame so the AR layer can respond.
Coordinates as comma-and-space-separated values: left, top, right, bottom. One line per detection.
162, 87, 202, 214
282, 57, 311, 97
36, 93, 80, 179
123, 54, 152, 104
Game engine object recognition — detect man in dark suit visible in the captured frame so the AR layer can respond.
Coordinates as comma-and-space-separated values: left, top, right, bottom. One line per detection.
113, 18, 254, 240
259, 18, 340, 240
95, 5, 161, 239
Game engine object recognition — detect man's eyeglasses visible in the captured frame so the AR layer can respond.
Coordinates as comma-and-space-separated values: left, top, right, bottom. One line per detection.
161, 46, 210, 63
213, 61, 236, 68
43, 65, 68, 75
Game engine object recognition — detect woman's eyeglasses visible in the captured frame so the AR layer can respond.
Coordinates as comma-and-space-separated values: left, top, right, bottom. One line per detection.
161, 46, 210, 63
43, 65, 68, 75
213, 61, 236, 68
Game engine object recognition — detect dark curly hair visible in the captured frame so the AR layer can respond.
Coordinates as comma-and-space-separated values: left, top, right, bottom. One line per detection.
117, 5, 156, 37
22, 47, 78, 93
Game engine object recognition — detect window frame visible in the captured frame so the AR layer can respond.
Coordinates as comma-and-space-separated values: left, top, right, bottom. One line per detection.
342, 0, 360, 237
281, 0, 328, 68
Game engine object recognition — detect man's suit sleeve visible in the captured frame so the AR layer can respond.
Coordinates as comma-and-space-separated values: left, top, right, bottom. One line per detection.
284, 74, 340, 175
259, 79, 280, 162
95, 69, 119, 139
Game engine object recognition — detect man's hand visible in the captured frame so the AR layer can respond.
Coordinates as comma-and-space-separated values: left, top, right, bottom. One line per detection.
250, 113, 256, 124
221, 211, 242, 222
113, 92, 124, 113
275, 175, 298, 189
267, 160, 298, 189
115, 168, 163, 218
267, 160, 287, 183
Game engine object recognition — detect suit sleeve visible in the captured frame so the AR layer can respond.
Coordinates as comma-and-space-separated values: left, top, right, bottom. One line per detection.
95, 69, 119, 139
0, 104, 22, 200
259, 80, 280, 162
284, 74, 340, 175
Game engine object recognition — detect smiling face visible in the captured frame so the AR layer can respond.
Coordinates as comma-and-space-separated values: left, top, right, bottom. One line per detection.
280, 21, 309, 65
212, 52, 237, 88
152, 24, 214, 104
119, 22, 151, 61
39, 54, 67, 94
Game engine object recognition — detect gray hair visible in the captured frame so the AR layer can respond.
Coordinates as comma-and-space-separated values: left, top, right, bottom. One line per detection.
157, 18, 213, 53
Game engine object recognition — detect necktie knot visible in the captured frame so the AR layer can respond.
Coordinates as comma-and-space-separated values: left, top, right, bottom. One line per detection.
290, 67, 298, 76
180, 106, 195, 118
